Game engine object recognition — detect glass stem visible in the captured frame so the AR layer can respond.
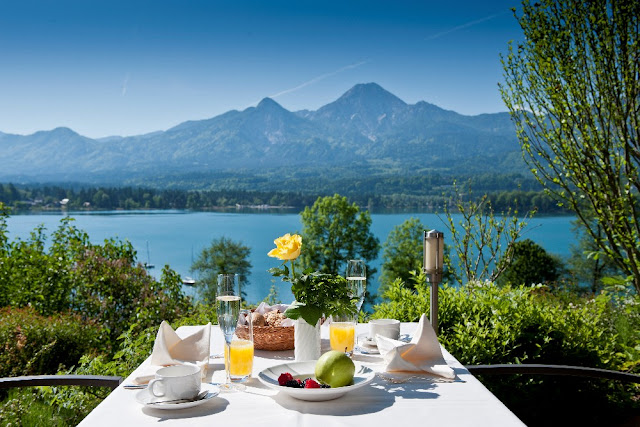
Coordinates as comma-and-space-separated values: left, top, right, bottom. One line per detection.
225, 341, 232, 385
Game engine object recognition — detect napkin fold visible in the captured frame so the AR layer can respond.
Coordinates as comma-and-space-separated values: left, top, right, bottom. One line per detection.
131, 321, 211, 384
376, 314, 455, 380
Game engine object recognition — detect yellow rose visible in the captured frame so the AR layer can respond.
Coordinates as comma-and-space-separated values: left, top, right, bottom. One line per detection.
268, 233, 302, 260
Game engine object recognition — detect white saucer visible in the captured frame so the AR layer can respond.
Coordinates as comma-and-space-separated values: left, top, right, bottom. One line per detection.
355, 335, 380, 354
360, 336, 378, 348
357, 334, 411, 354
136, 382, 220, 410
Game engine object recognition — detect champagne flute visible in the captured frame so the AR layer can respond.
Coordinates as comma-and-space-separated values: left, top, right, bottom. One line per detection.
216, 273, 243, 391
346, 260, 367, 313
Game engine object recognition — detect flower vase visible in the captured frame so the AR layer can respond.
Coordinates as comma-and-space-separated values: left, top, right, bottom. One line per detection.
294, 318, 321, 361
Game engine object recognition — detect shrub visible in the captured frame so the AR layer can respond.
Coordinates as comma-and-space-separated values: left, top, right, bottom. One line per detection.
36, 303, 217, 424
0, 389, 79, 427
372, 275, 640, 426
0, 307, 105, 378
0, 212, 194, 348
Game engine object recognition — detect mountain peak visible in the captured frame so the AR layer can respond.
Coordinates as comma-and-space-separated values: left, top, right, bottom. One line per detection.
32, 127, 81, 138
339, 83, 406, 106
256, 97, 284, 110
310, 83, 409, 137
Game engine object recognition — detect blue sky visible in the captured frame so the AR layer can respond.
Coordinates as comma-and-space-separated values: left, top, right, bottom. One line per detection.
0, 0, 522, 138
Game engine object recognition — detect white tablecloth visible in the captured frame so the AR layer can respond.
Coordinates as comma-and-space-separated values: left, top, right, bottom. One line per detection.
79, 323, 525, 426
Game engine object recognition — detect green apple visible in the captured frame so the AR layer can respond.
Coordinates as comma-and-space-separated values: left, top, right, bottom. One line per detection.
314, 350, 355, 388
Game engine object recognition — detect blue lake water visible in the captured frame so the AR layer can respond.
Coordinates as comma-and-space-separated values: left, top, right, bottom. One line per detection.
5, 210, 576, 305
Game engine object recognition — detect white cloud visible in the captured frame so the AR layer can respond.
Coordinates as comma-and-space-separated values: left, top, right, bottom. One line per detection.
269, 61, 368, 99
121, 73, 130, 96
425, 12, 508, 41
244, 60, 368, 109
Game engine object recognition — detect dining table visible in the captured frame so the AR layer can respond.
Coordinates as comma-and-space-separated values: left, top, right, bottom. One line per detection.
78, 322, 526, 426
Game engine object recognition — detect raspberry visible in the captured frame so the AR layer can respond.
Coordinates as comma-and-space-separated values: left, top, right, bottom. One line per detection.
278, 372, 294, 386
303, 378, 321, 389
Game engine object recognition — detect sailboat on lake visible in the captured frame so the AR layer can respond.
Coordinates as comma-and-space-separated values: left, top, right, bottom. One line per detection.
143, 241, 155, 270
182, 245, 196, 285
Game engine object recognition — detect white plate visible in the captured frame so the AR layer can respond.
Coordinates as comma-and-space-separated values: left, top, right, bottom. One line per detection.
258, 360, 375, 401
136, 382, 220, 410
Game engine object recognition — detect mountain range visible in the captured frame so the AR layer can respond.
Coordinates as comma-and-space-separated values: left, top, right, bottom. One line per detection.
0, 83, 523, 186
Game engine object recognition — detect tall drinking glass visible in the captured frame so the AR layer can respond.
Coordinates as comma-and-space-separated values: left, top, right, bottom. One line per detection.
216, 273, 243, 391
346, 260, 367, 314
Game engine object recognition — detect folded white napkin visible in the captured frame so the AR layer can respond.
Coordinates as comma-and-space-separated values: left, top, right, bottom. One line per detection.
131, 321, 211, 384
376, 314, 455, 380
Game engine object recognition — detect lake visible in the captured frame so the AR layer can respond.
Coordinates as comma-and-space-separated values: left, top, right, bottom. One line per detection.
5, 210, 576, 305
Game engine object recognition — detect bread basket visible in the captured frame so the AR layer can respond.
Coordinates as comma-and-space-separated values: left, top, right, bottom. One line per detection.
236, 303, 295, 351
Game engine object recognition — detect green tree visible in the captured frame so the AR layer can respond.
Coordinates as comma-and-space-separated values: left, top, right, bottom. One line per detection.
381, 218, 425, 290
568, 216, 621, 294
380, 217, 454, 292
497, 239, 563, 287
501, 0, 640, 293
191, 237, 252, 303
300, 194, 380, 279
441, 184, 535, 284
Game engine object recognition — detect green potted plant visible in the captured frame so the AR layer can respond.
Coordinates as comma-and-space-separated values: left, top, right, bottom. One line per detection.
268, 233, 356, 360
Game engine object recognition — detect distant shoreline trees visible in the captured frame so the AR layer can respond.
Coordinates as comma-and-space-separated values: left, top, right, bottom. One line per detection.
0, 180, 570, 215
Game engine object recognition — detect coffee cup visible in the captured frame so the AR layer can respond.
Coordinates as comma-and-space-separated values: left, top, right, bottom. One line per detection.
369, 319, 401, 341
148, 365, 201, 401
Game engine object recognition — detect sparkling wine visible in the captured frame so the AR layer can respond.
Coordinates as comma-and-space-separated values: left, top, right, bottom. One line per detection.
217, 295, 241, 342
347, 276, 366, 312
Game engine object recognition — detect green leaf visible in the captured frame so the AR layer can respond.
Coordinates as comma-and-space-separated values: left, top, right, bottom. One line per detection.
284, 301, 324, 326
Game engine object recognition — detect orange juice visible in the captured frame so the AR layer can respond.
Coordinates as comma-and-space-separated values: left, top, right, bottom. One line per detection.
330, 322, 356, 354
225, 339, 254, 379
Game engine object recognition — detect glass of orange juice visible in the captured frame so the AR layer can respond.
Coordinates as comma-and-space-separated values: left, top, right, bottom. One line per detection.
225, 310, 254, 383
330, 314, 357, 356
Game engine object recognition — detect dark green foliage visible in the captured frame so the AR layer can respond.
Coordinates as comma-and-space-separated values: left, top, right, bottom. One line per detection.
0, 176, 569, 214
284, 272, 357, 326
568, 216, 622, 294
380, 217, 454, 292
190, 237, 252, 304
300, 194, 380, 278
0, 307, 105, 378
497, 239, 563, 287
380, 217, 426, 291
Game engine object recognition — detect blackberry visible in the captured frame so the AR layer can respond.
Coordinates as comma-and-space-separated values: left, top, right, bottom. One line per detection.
284, 379, 303, 388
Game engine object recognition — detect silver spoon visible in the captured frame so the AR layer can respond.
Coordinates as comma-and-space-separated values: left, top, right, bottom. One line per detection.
147, 390, 208, 405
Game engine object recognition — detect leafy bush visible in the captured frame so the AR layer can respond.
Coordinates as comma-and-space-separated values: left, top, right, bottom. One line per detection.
0, 307, 105, 378
0, 389, 80, 427
373, 274, 637, 369
0, 212, 193, 347
372, 275, 640, 426
36, 303, 217, 424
